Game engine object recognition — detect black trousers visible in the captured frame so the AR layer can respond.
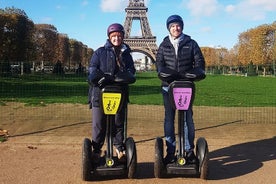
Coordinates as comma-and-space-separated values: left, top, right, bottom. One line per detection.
91, 105, 126, 152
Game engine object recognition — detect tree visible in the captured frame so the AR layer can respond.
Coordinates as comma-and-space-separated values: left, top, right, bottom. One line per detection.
0, 57, 11, 76
201, 47, 217, 67
0, 7, 97, 75
237, 23, 276, 75
57, 33, 70, 65
0, 7, 34, 63
237, 30, 252, 66
34, 24, 58, 66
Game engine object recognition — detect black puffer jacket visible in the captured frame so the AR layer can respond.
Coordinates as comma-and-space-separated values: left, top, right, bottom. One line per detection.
156, 34, 205, 87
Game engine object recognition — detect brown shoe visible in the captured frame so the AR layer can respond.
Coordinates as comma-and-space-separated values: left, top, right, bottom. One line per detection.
116, 149, 126, 160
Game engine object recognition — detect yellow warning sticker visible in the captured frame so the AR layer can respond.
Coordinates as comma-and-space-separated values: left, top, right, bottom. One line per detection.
102, 93, 122, 115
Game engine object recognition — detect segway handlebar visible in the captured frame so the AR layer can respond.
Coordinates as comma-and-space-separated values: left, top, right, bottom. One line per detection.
158, 67, 206, 82
89, 69, 136, 88
114, 70, 136, 84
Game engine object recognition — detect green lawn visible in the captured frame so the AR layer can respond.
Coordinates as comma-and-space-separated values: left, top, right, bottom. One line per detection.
131, 72, 276, 107
0, 72, 275, 107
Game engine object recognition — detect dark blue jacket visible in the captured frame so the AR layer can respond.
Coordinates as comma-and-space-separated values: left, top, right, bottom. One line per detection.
88, 40, 136, 108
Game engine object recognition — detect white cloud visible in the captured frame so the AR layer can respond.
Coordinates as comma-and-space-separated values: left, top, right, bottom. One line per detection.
186, 0, 219, 17
201, 26, 212, 33
82, 0, 89, 6
247, 0, 276, 11
144, 0, 150, 6
40, 17, 52, 24
100, 0, 128, 12
55, 5, 62, 10
225, 5, 235, 13
185, 0, 275, 21
225, 0, 276, 21
80, 13, 86, 20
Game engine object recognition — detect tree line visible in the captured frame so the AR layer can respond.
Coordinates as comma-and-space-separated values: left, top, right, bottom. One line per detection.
201, 22, 276, 76
1, 7, 275, 76
0, 7, 93, 75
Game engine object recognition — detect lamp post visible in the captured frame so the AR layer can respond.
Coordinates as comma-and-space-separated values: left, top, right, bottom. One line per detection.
41, 52, 44, 72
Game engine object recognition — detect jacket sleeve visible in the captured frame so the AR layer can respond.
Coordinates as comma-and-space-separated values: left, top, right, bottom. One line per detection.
88, 48, 103, 84
122, 45, 136, 75
125, 53, 136, 75
189, 40, 206, 81
155, 42, 165, 73
192, 41, 205, 70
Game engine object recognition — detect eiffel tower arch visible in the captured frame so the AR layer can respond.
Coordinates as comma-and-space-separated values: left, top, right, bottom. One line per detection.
123, 0, 158, 63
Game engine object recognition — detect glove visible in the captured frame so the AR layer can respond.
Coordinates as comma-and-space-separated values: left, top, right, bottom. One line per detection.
98, 74, 114, 88
158, 67, 179, 83
88, 69, 104, 85
185, 68, 206, 81
114, 70, 136, 84
178, 72, 196, 80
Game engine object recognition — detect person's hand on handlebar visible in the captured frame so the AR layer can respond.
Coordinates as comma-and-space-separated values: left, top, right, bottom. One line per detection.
98, 74, 115, 88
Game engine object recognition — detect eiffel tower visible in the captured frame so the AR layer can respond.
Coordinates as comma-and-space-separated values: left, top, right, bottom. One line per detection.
123, 0, 158, 62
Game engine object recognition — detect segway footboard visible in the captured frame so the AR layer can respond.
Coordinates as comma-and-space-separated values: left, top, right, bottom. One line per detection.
166, 163, 198, 175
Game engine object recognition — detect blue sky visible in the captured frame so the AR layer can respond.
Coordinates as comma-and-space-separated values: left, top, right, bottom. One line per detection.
1, 0, 276, 51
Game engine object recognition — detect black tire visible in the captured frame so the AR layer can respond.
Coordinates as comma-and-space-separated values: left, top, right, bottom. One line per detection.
125, 137, 137, 179
82, 138, 93, 181
200, 153, 209, 179
196, 137, 209, 179
154, 137, 165, 178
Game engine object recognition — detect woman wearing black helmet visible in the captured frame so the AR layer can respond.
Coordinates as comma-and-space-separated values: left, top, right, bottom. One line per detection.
88, 23, 136, 161
156, 15, 206, 165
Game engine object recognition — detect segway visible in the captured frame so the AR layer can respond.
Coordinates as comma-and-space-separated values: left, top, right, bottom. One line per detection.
154, 80, 209, 179
82, 71, 137, 181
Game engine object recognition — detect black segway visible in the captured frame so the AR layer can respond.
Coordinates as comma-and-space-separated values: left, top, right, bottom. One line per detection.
82, 71, 137, 181
154, 79, 209, 179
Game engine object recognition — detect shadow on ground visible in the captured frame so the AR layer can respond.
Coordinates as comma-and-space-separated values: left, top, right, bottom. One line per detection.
208, 136, 276, 180
136, 162, 154, 179
134, 137, 276, 180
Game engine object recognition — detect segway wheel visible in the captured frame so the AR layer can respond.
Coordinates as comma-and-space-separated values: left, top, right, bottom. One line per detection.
200, 154, 209, 179
196, 137, 209, 179
82, 138, 93, 181
154, 137, 165, 178
125, 137, 137, 179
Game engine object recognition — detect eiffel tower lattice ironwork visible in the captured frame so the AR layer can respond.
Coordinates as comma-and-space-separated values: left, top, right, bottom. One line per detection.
123, 0, 158, 62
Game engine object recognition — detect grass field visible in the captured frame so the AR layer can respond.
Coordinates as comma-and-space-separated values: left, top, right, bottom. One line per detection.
0, 72, 275, 107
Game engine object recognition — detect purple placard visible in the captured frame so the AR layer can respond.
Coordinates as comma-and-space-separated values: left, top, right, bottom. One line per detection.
173, 87, 192, 110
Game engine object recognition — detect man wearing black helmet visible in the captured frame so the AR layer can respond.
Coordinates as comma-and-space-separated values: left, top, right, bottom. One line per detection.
156, 15, 206, 164
88, 23, 136, 161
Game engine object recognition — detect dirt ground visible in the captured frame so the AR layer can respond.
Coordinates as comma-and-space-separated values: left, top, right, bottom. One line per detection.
0, 103, 276, 184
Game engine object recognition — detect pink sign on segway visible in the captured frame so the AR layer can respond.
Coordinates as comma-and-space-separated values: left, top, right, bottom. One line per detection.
173, 87, 192, 110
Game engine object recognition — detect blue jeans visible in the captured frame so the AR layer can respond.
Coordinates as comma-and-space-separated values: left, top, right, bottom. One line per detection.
162, 87, 195, 155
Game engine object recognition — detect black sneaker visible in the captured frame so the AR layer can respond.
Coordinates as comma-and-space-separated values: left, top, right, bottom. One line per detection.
186, 151, 197, 164
91, 149, 101, 163
164, 154, 176, 165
